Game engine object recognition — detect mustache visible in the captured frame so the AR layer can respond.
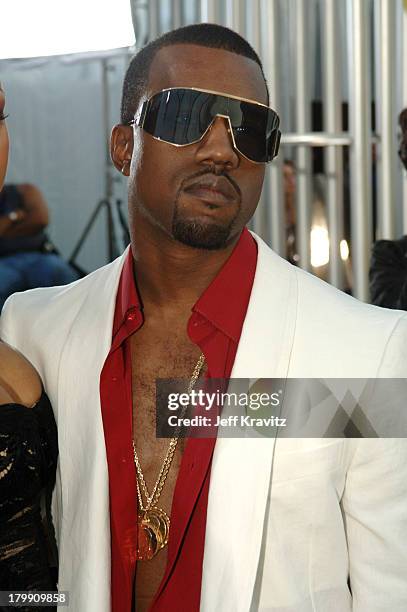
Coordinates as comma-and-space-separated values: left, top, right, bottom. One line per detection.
180, 168, 242, 201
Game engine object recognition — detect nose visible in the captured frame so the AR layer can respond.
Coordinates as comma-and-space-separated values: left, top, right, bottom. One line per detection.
194, 116, 239, 171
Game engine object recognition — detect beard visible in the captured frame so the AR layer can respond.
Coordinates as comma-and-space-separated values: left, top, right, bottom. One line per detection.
171, 205, 239, 250
171, 169, 242, 250
171, 217, 233, 250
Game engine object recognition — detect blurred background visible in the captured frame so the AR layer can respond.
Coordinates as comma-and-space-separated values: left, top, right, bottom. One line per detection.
1, 0, 406, 301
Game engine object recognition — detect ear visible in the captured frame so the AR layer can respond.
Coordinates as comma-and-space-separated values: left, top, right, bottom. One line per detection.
110, 124, 133, 176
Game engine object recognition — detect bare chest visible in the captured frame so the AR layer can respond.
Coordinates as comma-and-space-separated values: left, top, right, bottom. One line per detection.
130, 325, 203, 611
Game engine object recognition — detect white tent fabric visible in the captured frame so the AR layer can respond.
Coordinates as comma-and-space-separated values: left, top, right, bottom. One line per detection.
0, 0, 135, 59
0, 51, 130, 272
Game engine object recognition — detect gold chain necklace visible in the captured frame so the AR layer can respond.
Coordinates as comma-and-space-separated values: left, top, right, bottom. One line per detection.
132, 353, 205, 560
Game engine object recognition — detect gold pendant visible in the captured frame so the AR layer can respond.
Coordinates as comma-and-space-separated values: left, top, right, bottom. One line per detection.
136, 507, 170, 560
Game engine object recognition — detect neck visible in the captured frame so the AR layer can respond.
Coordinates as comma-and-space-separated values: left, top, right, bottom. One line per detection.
130, 224, 241, 312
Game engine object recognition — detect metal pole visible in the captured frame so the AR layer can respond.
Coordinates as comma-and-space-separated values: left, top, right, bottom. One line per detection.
129, 0, 150, 45
245, 0, 261, 54
295, 0, 312, 271
260, 0, 285, 254
322, 0, 345, 289
245, 0, 265, 239
225, 0, 243, 31
281, 133, 353, 146
171, 0, 183, 29
403, 1, 407, 234
376, 0, 397, 240
181, 0, 198, 25
147, 0, 159, 40
200, 0, 218, 23
102, 59, 113, 202
347, 0, 372, 301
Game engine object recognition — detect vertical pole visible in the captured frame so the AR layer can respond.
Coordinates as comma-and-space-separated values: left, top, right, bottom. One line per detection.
171, 0, 183, 29
101, 58, 119, 261
295, 0, 312, 271
260, 0, 285, 254
347, 0, 372, 301
200, 0, 218, 23
244, 0, 266, 239
225, 0, 243, 31
322, 0, 345, 288
245, 0, 261, 54
403, 0, 407, 234
376, 0, 397, 239
130, 0, 150, 44
147, 0, 160, 40
182, 0, 198, 25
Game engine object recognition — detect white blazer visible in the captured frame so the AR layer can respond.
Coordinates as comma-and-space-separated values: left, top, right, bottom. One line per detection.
1, 233, 407, 612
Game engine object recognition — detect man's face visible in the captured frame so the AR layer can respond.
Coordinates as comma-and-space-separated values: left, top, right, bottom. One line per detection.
121, 44, 268, 250
0, 86, 9, 191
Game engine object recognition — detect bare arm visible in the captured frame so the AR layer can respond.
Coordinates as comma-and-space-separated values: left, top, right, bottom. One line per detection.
0, 341, 42, 407
1, 183, 49, 238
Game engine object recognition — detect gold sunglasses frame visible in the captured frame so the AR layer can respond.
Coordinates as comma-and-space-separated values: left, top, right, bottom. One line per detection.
128, 87, 281, 165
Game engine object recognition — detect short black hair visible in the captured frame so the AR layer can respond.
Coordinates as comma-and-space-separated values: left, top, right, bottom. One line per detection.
120, 23, 268, 125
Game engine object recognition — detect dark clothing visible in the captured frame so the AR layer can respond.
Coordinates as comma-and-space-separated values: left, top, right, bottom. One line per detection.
100, 228, 257, 612
369, 236, 407, 309
0, 392, 58, 611
0, 185, 79, 311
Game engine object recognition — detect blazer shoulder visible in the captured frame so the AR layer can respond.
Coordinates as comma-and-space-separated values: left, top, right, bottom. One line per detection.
0, 250, 127, 344
3, 249, 127, 314
255, 231, 405, 323
254, 234, 407, 367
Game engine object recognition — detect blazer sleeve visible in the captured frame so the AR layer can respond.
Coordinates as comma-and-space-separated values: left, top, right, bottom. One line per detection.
341, 315, 407, 611
341, 439, 407, 611
0, 293, 19, 346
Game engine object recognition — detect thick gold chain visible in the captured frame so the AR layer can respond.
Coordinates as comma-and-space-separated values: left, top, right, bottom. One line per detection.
132, 353, 205, 512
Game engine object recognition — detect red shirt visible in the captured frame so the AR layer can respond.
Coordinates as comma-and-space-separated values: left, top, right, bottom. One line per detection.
100, 228, 257, 612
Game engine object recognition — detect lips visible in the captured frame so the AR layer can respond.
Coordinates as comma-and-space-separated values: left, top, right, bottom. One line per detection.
183, 175, 239, 204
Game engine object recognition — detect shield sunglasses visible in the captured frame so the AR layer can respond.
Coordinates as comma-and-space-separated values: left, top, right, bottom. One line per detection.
128, 87, 281, 164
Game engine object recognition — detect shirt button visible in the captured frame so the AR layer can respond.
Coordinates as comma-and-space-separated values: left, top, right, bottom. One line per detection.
112, 377, 118, 382
126, 308, 138, 321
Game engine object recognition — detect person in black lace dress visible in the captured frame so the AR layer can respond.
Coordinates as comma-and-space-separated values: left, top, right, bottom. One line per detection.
0, 85, 58, 611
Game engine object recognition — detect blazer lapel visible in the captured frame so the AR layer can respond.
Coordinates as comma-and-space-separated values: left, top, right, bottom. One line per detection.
201, 235, 298, 612
56, 251, 128, 610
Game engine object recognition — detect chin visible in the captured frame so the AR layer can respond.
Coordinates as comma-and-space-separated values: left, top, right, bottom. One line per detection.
171, 219, 234, 250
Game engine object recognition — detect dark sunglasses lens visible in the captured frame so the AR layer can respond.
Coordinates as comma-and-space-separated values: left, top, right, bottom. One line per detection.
232, 101, 280, 162
142, 89, 280, 163
143, 89, 213, 144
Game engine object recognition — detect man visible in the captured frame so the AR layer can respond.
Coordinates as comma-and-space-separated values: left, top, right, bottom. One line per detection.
370, 108, 407, 309
1, 23, 407, 612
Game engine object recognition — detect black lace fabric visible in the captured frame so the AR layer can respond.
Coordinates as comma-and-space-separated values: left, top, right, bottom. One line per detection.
0, 393, 58, 611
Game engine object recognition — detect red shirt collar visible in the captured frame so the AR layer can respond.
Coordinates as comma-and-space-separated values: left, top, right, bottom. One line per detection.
113, 227, 257, 342
192, 228, 257, 342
